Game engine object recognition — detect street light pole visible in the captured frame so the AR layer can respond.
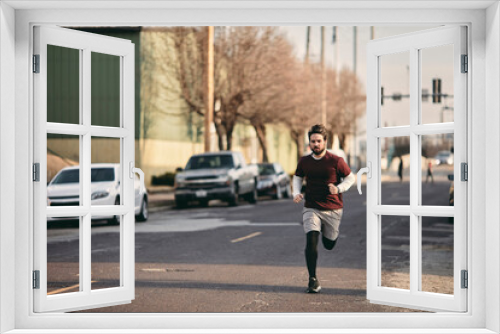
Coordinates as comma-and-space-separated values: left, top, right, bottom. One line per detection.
321, 26, 327, 126
204, 26, 214, 152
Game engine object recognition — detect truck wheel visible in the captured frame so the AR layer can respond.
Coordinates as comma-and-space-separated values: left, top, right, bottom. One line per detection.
228, 183, 239, 207
247, 186, 258, 204
176, 198, 187, 209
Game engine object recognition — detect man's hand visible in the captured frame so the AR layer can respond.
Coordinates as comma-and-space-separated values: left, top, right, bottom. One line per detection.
293, 194, 304, 203
328, 183, 339, 195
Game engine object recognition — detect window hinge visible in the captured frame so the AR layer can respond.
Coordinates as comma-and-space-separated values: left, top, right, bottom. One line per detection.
33, 54, 40, 73
461, 270, 468, 289
33, 163, 40, 182
461, 54, 468, 73
461, 163, 468, 181
33, 270, 40, 289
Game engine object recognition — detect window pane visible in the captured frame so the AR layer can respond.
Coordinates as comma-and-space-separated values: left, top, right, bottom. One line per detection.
47, 45, 80, 124
381, 215, 410, 290
91, 52, 121, 127
380, 51, 410, 127
421, 134, 454, 206
421, 216, 454, 294
47, 217, 80, 295
91, 216, 121, 290
47, 134, 81, 207
421, 45, 454, 124
381, 137, 410, 205
91, 137, 121, 206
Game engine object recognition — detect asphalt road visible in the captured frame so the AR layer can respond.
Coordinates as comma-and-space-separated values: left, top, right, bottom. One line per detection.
46, 179, 454, 313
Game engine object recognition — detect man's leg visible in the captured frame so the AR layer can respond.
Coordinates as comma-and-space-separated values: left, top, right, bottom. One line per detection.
305, 230, 321, 293
322, 235, 338, 250
303, 208, 322, 293
320, 209, 343, 250
305, 231, 320, 278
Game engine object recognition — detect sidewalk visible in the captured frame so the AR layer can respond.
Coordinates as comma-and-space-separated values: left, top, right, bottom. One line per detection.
147, 185, 175, 211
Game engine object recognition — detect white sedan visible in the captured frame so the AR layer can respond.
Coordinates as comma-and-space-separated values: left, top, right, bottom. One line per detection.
47, 163, 148, 224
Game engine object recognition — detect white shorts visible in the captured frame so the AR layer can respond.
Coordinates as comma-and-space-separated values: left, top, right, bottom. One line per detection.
302, 207, 343, 241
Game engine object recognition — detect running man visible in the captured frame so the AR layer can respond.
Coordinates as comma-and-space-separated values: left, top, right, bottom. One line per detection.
293, 124, 356, 293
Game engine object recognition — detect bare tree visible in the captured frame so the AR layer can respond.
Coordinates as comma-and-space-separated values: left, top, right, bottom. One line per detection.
237, 28, 298, 162
329, 68, 366, 150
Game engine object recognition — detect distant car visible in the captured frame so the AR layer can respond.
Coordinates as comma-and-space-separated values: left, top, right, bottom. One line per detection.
174, 151, 258, 208
256, 163, 292, 199
47, 163, 148, 224
434, 150, 454, 165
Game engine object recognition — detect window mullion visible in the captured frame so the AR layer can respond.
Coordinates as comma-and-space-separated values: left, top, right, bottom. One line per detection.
409, 47, 420, 294
82, 48, 92, 294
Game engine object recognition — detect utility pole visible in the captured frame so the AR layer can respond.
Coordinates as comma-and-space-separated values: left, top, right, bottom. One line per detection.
333, 26, 340, 85
353, 26, 357, 75
305, 27, 311, 65
321, 26, 327, 125
204, 26, 214, 152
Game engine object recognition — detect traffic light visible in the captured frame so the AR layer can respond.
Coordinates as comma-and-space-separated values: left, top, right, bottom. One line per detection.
432, 78, 442, 103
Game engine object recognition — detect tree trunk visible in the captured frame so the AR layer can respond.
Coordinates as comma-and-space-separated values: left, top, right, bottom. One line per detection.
327, 130, 334, 150
338, 133, 347, 150
253, 122, 269, 163
214, 123, 225, 151
226, 127, 233, 150
291, 129, 305, 162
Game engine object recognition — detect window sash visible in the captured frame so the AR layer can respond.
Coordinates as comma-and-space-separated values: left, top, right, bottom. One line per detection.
32, 25, 136, 313
7, 5, 488, 332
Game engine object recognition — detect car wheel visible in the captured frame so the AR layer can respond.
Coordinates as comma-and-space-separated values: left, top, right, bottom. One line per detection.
228, 183, 239, 207
247, 185, 258, 204
136, 196, 148, 222
274, 184, 283, 200
108, 197, 121, 225
284, 184, 292, 198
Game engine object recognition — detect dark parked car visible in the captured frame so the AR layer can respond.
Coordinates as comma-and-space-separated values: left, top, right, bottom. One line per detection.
256, 163, 291, 199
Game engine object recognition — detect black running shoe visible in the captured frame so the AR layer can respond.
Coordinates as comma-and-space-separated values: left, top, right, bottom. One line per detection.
306, 277, 321, 293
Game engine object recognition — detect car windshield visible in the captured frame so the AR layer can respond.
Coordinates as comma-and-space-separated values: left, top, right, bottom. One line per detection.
258, 164, 276, 175
51, 169, 79, 184
51, 168, 115, 184
185, 155, 234, 170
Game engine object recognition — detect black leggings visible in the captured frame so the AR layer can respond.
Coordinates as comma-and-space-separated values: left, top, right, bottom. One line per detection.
304, 231, 338, 278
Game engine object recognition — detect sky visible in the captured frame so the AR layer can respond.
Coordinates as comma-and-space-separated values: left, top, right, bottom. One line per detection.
278, 26, 456, 128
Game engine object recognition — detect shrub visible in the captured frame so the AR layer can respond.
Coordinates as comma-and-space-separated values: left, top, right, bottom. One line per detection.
151, 172, 176, 186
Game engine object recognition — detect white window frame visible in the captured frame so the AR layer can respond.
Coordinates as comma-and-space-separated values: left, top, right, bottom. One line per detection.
365, 26, 468, 312
33, 25, 136, 313
1, 1, 498, 333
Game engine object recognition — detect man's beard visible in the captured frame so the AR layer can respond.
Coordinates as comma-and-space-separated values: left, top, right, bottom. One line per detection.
312, 146, 326, 155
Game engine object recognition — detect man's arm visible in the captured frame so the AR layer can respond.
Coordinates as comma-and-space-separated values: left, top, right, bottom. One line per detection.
292, 175, 304, 203
336, 172, 355, 193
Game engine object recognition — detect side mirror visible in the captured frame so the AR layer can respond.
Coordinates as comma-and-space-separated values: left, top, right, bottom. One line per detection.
176, 167, 183, 172
448, 174, 454, 181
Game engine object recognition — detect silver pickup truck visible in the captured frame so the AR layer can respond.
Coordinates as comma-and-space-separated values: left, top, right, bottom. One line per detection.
174, 151, 259, 208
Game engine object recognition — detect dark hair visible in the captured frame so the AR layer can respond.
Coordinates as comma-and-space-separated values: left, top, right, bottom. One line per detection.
308, 124, 328, 141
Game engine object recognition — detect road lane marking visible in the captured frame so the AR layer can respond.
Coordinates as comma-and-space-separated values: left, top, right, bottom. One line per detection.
231, 232, 262, 243
250, 223, 300, 226
48, 281, 97, 295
